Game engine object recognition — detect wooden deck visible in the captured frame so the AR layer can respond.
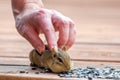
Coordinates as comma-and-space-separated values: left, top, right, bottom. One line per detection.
0, 0, 120, 80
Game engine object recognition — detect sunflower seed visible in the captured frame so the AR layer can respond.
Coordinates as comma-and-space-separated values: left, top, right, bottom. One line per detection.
19, 70, 25, 73
35, 72, 39, 74
31, 67, 37, 70
58, 66, 120, 79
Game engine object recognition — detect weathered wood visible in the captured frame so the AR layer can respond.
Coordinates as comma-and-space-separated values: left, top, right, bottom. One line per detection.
0, 74, 108, 80
0, 57, 120, 68
0, 57, 29, 66
0, 61, 119, 80
0, 42, 120, 62
0, 75, 115, 80
69, 44, 120, 62
0, 0, 120, 62
0, 0, 120, 80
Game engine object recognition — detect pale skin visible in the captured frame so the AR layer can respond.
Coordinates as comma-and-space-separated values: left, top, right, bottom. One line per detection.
11, 0, 76, 54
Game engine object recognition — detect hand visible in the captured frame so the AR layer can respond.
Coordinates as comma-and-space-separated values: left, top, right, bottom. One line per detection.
15, 8, 76, 53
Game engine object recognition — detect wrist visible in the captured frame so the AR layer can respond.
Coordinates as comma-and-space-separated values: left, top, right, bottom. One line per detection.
14, 3, 43, 20
22, 0, 44, 15
25, 0, 44, 7
12, 0, 44, 18
24, 3, 43, 11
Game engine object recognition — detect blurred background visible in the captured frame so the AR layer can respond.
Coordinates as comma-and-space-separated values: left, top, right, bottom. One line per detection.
0, 0, 120, 60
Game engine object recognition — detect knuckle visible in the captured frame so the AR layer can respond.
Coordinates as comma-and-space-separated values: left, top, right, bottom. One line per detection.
60, 20, 69, 26
17, 26, 26, 36
66, 17, 75, 25
44, 28, 50, 32
74, 29, 76, 35
15, 17, 27, 36
70, 26, 76, 34
16, 22, 27, 36
38, 9, 46, 15
35, 9, 47, 17
38, 9, 46, 13
69, 21, 76, 35
34, 9, 49, 21
72, 27, 76, 35
44, 27, 54, 33
69, 21, 75, 27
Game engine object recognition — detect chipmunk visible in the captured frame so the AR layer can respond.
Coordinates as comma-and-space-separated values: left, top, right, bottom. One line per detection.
29, 46, 72, 73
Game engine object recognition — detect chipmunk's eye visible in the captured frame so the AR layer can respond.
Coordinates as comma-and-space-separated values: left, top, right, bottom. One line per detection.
58, 57, 63, 63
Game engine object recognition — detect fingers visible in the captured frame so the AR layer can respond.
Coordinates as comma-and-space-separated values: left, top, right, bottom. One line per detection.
16, 9, 76, 53
36, 10, 58, 52
65, 20, 76, 50
57, 20, 69, 50
58, 19, 76, 50
53, 16, 76, 50
17, 24, 45, 53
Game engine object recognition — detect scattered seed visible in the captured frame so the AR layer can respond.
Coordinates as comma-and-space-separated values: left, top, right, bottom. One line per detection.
58, 66, 120, 79
35, 72, 39, 74
64, 74, 71, 78
58, 74, 65, 77
40, 70, 47, 73
30, 63, 37, 67
25, 71, 29, 74
19, 70, 25, 73
31, 67, 37, 70
87, 66, 95, 69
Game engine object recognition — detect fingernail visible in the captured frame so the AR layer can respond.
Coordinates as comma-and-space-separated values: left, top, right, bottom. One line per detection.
62, 46, 67, 51
36, 46, 45, 53
51, 46, 58, 54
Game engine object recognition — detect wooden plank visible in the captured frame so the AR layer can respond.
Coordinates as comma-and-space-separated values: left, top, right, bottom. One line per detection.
0, 61, 120, 70
1, 0, 120, 61
0, 61, 119, 80
69, 44, 120, 62
0, 57, 29, 66
0, 0, 120, 80
0, 57, 120, 67
0, 64, 86, 80
0, 41, 120, 62
0, 73, 115, 80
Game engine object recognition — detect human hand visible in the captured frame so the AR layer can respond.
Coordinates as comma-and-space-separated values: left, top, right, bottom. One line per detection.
15, 8, 76, 53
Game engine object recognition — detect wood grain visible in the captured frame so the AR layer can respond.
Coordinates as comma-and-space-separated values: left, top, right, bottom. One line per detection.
0, 0, 120, 80
0, 61, 119, 80
0, 61, 120, 80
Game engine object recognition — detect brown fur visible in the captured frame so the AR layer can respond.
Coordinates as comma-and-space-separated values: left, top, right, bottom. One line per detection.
29, 48, 71, 73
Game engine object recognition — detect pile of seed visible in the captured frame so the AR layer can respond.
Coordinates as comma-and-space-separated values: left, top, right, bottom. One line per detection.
58, 66, 120, 79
